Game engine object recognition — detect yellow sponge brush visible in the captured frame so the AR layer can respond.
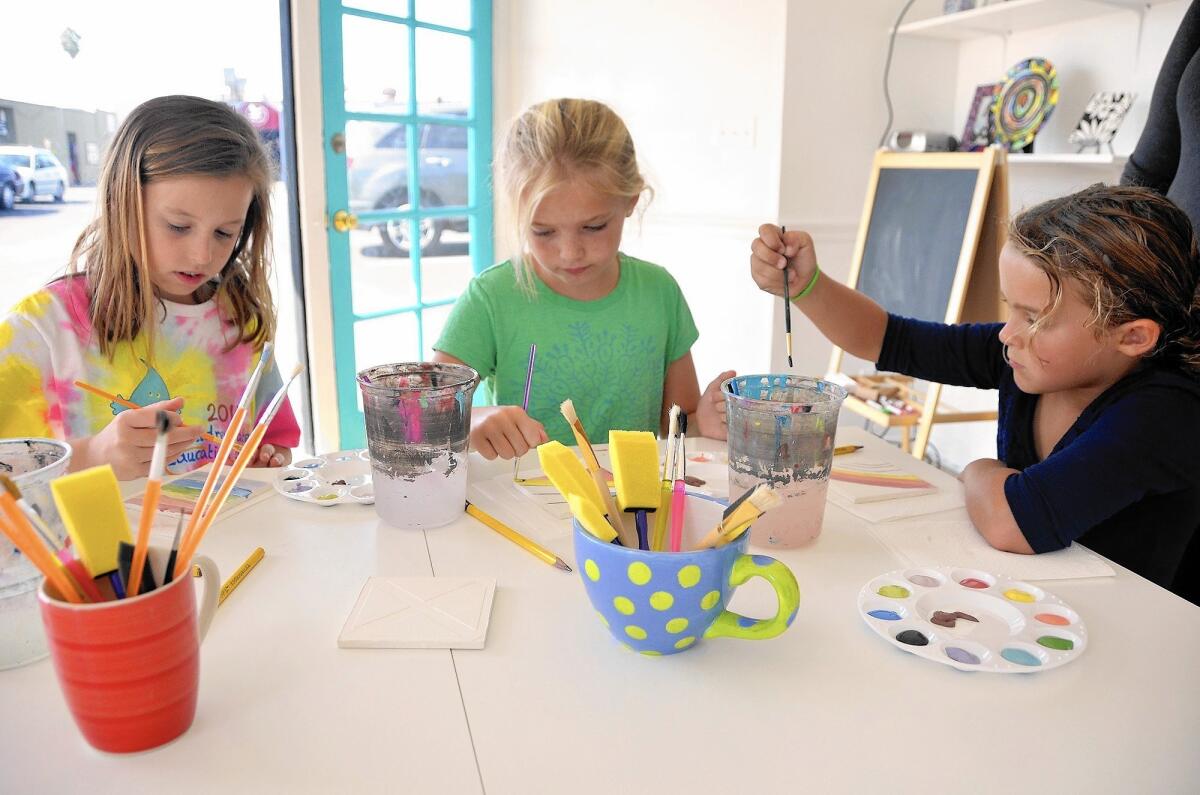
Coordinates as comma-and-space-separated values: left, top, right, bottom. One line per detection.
50, 464, 132, 576
609, 430, 660, 550
568, 494, 618, 543
537, 441, 600, 510
609, 431, 660, 513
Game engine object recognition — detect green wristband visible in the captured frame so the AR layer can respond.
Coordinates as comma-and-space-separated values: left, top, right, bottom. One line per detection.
790, 264, 820, 301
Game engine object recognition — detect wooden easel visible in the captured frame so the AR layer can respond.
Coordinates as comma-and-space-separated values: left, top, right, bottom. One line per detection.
829, 148, 1009, 460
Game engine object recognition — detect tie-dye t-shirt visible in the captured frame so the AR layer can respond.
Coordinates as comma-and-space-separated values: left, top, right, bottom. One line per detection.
433, 253, 699, 444
0, 277, 300, 472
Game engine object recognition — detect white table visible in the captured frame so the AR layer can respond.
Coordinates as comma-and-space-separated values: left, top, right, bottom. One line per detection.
3, 427, 1198, 793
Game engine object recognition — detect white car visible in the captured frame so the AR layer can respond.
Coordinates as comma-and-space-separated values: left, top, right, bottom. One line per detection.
0, 146, 69, 202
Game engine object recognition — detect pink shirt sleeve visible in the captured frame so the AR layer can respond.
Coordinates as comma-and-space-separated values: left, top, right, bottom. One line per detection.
261, 396, 302, 449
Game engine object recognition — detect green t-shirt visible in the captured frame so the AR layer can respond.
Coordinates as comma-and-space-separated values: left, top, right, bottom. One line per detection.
434, 253, 699, 444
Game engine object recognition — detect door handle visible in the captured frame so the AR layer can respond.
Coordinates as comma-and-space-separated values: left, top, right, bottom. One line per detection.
423, 156, 451, 167
332, 210, 359, 233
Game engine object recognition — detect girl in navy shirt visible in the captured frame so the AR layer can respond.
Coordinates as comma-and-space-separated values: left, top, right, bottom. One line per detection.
750, 185, 1200, 599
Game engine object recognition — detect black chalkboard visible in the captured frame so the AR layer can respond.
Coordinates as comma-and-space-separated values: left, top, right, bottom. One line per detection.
856, 167, 981, 323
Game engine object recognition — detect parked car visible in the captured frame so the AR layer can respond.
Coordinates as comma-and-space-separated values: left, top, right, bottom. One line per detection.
0, 145, 69, 203
0, 163, 22, 211
348, 111, 469, 255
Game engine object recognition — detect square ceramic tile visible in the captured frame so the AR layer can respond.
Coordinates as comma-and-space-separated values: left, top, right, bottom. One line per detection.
338, 577, 497, 649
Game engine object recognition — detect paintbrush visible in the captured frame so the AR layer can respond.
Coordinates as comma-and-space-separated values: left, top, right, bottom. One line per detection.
512, 343, 537, 482
0, 475, 92, 601
176, 364, 303, 578
693, 483, 781, 549
163, 510, 185, 585
559, 399, 633, 547
651, 405, 680, 551
668, 412, 688, 552
782, 225, 793, 368
177, 342, 274, 565
0, 502, 84, 603
127, 410, 170, 597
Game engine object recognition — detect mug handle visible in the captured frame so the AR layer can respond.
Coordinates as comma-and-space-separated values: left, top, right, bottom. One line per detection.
703, 554, 800, 641
192, 554, 220, 642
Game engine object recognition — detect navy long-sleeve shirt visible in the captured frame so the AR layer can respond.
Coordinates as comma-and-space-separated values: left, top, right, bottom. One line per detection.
877, 314, 1200, 588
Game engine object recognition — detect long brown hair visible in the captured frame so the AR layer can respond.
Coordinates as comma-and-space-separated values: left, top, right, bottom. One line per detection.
497, 98, 651, 294
1009, 184, 1200, 376
69, 95, 275, 356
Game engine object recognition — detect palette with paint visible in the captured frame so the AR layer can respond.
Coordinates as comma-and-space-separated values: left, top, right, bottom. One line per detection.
858, 567, 1087, 673
274, 450, 375, 506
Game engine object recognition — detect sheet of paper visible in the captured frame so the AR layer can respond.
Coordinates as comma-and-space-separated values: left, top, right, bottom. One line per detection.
860, 511, 1116, 581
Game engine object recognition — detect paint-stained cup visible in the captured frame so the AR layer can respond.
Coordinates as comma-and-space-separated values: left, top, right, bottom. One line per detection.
573, 493, 800, 655
357, 363, 479, 529
0, 438, 72, 670
723, 375, 847, 548
38, 546, 219, 753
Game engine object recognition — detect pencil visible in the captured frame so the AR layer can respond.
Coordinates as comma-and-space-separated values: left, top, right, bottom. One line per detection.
781, 225, 793, 368
73, 380, 234, 450
512, 343, 537, 482
465, 502, 571, 572
833, 444, 863, 456
219, 547, 264, 606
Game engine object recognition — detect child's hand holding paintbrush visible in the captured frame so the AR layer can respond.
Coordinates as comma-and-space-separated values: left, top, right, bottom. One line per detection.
68, 397, 203, 480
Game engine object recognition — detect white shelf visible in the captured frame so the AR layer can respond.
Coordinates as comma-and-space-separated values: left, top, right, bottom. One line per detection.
898, 0, 1173, 41
1007, 152, 1129, 165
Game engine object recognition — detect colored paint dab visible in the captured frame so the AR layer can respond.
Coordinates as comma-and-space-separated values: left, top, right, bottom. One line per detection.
316, 493, 339, 501
877, 585, 910, 599
945, 647, 981, 665
908, 574, 941, 587
1001, 648, 1042, 666
1035, 613, 1071, 626
895, 629, 928, 646
867, 609, 902, 621
930, 610, 980, 628
959, 578, 990, 589
1037, 635, 1074, 651
1003, 588, 1036, 603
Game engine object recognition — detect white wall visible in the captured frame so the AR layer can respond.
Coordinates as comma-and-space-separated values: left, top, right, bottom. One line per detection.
493, 0, 788, 386
489, 0, 1190, 466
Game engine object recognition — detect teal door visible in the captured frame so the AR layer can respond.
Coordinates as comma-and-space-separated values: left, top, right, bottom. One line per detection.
319, 0, 493, 448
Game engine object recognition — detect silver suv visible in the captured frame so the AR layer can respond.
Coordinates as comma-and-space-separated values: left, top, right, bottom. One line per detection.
348, 113, 469, 256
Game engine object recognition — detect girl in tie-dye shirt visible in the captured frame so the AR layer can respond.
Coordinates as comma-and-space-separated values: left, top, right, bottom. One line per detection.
0, 96, 298, 479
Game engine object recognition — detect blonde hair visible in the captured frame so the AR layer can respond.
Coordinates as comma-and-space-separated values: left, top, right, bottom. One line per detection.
497, 98, 650, 294
68, 94, 276, 357
1009, 184, 1200, 375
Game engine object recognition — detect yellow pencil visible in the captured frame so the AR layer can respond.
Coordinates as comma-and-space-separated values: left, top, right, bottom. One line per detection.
219, 547, 265, 606
465, 502, 571, 572
833, 444, 863, 456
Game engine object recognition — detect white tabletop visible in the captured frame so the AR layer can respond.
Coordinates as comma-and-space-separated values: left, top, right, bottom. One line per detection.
2, 427, 1198, 793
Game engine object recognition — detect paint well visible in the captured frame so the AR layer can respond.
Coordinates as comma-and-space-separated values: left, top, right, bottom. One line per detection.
1003, 589, 1036, 603
959, 578, 990, 589
1001, 648, 1042, 666
908, 574, 941, 587
945, 647, 980, 665
1035, 613, 1070, 626
877, 585, 911, 599
895, 629, 929, 646
1037, 636, 1074, 651
867, 609, 902, 621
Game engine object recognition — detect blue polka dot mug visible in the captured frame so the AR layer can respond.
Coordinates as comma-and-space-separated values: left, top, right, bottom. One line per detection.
573, 493, 800, 656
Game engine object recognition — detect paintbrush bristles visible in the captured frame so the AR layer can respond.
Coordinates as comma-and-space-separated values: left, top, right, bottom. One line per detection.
155, 410, 171, 434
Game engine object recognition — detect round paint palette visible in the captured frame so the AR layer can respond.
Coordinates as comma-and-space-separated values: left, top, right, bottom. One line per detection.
274, 450, 375, 507
858, 567, 1087, 673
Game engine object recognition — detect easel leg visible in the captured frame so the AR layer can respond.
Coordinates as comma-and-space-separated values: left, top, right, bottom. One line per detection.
900, 425, 911, 453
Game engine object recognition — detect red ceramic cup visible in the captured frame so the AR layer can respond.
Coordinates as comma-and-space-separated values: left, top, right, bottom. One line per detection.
38, 547, 219, 753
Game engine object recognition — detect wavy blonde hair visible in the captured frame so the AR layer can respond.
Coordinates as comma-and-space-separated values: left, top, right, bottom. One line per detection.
69, 94, 275, 357
1009, 184, 1200, 375
497, 98, 651, 295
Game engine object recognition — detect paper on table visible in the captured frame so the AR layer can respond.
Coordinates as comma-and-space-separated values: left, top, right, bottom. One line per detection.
467, 476, 572, 543
828, 455, 938, 503
861, 511, 1116, 581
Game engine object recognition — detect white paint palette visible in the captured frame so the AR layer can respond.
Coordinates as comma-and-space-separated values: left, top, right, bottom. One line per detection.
858, 567, 1088, 673
274, 449, 375, 506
